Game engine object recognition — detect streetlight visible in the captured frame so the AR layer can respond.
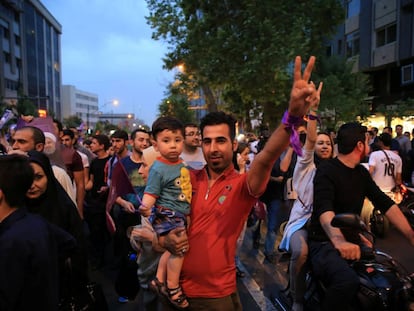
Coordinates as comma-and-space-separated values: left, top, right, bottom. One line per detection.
99, 99, 119, 125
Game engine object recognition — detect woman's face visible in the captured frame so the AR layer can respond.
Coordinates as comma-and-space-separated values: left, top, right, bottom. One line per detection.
26, 163, 48, 199
239, 147, 250, 161
315, 133, 333, 159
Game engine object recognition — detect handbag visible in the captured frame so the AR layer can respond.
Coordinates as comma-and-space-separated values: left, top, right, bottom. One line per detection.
59, 258, 108, 311
381, 150, 403, 204
284, 177, 298, 201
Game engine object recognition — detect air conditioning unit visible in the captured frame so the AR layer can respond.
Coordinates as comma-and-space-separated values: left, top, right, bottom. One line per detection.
401, 64, 414, 85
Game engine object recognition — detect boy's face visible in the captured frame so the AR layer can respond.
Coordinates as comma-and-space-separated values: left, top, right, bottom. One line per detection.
90, 138, 103, 154
153, 129, 184, 162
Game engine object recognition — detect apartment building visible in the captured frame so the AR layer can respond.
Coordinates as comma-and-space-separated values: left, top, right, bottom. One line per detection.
0, 0, 62, 118
61, 85, 99, 130
328, 0, 414, 128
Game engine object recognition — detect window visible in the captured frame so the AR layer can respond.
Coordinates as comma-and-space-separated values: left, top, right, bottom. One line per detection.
401, 64, 413, 85
346, 31, 360, 58
15, 35, 20, 46
3, 52, 11, 63
376, 24, 397, 47
3, 27, 10, 39
346, 0, 360, 19
5, 79, 18, 91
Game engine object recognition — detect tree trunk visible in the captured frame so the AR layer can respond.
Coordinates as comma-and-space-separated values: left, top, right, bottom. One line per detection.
201, 84, 218, 112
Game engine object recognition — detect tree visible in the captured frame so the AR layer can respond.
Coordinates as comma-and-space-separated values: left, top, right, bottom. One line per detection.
63, 115, 83, 129
156, 73, 198, 124
158, 93, 196, 125
146, 0, 345, 128
312, 56, 372, 129
16, 96, 38, 117
376, 98, 414, 127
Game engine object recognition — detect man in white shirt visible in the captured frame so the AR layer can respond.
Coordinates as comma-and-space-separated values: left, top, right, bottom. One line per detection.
180, 123, 206, 170
369, 132, 402, 195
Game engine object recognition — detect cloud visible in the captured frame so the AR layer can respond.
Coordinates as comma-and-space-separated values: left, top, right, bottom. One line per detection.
42, 0, 172, 125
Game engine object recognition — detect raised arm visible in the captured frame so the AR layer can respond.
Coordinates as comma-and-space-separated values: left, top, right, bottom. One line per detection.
247, 56, 316, 196
304, 82, 323, 151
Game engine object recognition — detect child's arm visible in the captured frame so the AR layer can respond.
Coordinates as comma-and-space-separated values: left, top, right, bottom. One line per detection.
139, 193, 157, 217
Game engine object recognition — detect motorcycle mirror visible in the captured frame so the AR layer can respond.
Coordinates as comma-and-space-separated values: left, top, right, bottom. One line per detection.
331, 213, 368, 232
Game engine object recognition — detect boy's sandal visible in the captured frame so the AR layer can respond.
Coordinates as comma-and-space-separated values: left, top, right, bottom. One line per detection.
163, 285, 189, 309
149, 277, 165, 295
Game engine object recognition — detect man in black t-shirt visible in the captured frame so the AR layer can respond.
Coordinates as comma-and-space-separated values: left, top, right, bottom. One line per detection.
309, 122, 414, 311
84, 134, 111, 269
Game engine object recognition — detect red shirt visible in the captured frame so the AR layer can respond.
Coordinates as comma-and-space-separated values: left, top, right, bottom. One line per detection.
181, 166, 258, 298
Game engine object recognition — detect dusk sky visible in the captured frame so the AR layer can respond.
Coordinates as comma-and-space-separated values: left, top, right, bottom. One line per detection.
43, 0, 174, 126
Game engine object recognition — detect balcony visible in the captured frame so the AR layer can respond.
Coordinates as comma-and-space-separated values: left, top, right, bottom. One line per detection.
373, 42, 397, 67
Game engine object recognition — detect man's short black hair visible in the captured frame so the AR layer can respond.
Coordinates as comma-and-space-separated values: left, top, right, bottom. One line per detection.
111, 130, 129, 141
151, 116, 184, 140
200, 111, 236, 141
0, 154, 34, 207
18, 126, 46, 146
131, 128, 149, 140
378, 132, 392, 147
62, 129, 75, 140
184, 123, 198, 129
337, 122, 367, 155
53, 118, 63, 132
92, 134, 111, 150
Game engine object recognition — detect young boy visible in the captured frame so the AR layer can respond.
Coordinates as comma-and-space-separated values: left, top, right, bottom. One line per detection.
139, 116, 191, 309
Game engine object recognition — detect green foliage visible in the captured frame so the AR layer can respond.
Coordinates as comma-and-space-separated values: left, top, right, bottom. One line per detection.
312, 56, 372, 129
376, 98, 414, 126
146, 0, 345, 128
94, 121, 118, 135
0, 95, 39, 132
158, 95, 196, 125
63, 115, 83, 129
15, 96, 38, 117
156, 74, 198, 124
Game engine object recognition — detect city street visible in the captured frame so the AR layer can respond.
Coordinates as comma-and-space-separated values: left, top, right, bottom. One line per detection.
90, 220, 414, 310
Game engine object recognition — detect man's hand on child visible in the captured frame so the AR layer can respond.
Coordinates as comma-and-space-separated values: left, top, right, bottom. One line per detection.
139, 204, 151, 217
159, 227, 189, 256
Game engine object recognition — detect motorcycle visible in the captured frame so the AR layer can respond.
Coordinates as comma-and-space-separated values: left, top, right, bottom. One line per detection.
370, 184, 414, 238
399, 185, 414, 230
273, 213, 414, 311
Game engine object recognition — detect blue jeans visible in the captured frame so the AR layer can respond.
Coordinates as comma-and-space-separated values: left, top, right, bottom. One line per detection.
264, 198, 283, 255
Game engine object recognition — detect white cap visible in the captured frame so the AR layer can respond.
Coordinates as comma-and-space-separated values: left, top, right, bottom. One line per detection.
44, 132, 57, 143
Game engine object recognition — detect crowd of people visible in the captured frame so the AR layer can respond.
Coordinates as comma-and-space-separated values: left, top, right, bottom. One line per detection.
1, 54, 414, 311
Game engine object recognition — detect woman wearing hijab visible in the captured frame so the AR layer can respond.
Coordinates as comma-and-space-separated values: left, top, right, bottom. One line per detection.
25, 150, 89, 303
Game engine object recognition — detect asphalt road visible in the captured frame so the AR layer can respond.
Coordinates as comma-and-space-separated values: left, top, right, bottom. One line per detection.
90, 221, 414, 310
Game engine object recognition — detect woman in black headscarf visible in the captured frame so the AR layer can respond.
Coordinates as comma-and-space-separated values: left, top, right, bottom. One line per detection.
25, 150, 89, 301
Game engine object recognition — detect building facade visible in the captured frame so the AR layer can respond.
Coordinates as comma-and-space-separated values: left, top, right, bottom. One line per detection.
1, 0, 61, 118
61, 84, 99, 130
327, 0, 414, 129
